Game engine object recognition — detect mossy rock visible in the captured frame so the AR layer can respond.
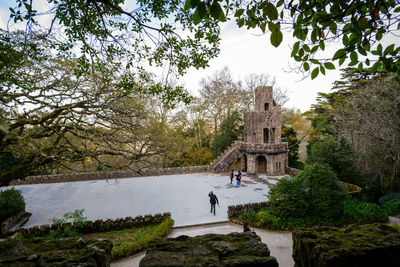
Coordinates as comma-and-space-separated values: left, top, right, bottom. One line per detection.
139, 232, 278, 267
0, 233, 112, 266
293, 223, 400, 267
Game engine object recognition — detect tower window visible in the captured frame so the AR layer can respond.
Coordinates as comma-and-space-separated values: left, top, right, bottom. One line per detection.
264, 103, 269, 110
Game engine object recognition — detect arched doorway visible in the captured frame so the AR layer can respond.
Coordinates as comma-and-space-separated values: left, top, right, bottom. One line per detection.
241, 154, 247, 172
255, 155, 267, 173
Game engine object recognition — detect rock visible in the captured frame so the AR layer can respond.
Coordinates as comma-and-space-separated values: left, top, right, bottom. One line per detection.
0, 234, 112, 266
292, 223, 400, 267
139, 232, 278, 267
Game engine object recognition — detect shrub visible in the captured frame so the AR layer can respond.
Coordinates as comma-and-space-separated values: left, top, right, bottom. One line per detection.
379, 192, 400, 204
381, 198, 400, 216
268, 163, 346, 220
0, 188, 25, 223
108, 218, 174, 260
46, 209, 87, 239
342, 199, 387, 224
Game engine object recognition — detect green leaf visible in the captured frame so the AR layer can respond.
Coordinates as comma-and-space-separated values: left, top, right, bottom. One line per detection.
311, 67, 319, 79
324, 62, 335, 69
357, 62, 363, 71
384, 44, 395, 55
311, 29, 318, 43
365, 58, 370, 66
270, 27, 283, 47
371, 61, 380, 73
358, 46, 367, 56
339, 57, 346, 66
184, 0, 192, 10
329, 22, 337, 35
311, 45, 319, 53
350, 51, 358, 63
234, 9, 245, 17
192, 9, 201, 25
197, 2, 207, 19
292, 41, 300, 55
333, 49, 346, 60
265, 2, 278, 20
377, 44, 383, 54
303, 44, 310, 52
237, 18, 244, 27
303, 62, 310, 71
260, 22, 266, 33
210, 2, 224, 21
342, 35, 349, 46
268, 21, 276, 31
319, 41, 325, 51
310, 59, 319, 64
320, 65, 326, 75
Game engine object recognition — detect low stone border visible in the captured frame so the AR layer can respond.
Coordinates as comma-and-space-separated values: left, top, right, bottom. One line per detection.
227, 202, 269, 220
10, 166, 210, 185
17, 212, 171, 237
285, 166, 301, 176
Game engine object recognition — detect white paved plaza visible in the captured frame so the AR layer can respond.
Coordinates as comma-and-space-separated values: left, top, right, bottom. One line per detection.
10, 172, 284, 227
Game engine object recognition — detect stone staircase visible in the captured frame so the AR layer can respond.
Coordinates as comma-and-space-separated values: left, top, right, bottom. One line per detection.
209, 141, 243, 173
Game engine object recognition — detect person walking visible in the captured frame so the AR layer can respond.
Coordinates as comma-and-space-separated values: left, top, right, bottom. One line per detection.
236, 170, 242, 188
208, 191, 219, 216
230, 170, 234, 184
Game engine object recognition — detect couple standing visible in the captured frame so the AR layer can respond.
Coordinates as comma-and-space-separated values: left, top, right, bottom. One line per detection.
230, 170, 242, 187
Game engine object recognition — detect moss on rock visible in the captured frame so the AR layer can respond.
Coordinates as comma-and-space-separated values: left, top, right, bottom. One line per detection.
293, 223, 400, 267
139, 232, 278, 267
0, 233, 112, 266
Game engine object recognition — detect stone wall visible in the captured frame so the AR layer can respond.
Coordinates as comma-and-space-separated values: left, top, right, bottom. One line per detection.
0, 235, 113, 266
140, 232, 279, 267
292, 223, 400, 267
227, 202, 269, 220
10, 166, 209, 185
17, 212, 171, 237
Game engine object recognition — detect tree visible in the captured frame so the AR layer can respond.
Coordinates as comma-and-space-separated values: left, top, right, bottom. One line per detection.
211, 110, 243, 157
7, 0, 221, 79
199, 66, 242, 134
281, 126, 303, 169
334, 73, 400, 188
185, 0, 400, 78
307, 137, 358, 183
0, 33, 181, 186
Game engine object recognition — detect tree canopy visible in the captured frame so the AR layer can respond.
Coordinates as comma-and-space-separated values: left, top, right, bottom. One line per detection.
185, 0, 400, 78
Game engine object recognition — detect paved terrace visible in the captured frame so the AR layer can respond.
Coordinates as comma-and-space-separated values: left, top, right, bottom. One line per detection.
7, 172, 285, 228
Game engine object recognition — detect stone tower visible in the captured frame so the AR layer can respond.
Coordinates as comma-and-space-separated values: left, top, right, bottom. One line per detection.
210, 86, 288, 175
241, 86, 288, 175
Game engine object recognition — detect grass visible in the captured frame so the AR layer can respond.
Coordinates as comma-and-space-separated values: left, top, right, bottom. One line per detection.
82, 218, 174, 260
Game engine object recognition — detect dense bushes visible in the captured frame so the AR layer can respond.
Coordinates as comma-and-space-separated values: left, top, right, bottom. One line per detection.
233, 164, 396, 230
0, 188, 25, 223
268, 163, 346, 221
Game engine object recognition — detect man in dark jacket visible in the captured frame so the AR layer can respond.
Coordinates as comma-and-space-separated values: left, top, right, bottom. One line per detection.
208, 191, 219, 215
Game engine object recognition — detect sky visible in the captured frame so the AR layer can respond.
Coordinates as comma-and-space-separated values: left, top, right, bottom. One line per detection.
0, 0, 344, 112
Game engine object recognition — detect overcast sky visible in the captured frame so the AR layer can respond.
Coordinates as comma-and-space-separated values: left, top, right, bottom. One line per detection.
0, 0, 344, 112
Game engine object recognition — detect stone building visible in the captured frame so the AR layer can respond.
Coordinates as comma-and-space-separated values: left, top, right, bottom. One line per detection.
210, 86, 288, 175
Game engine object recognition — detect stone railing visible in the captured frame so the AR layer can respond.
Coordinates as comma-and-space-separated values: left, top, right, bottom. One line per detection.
10, 165, 209, 185
227, 202, 269, 220
239, 142, 289, 154
17, 212, 171, 237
